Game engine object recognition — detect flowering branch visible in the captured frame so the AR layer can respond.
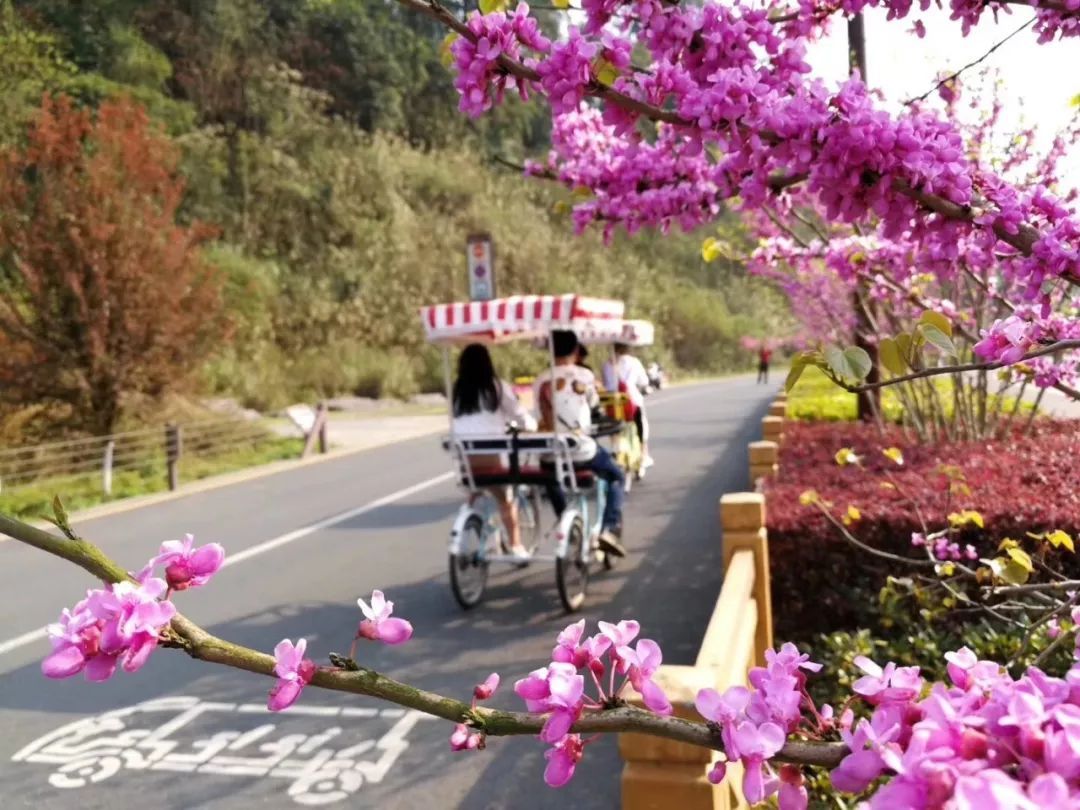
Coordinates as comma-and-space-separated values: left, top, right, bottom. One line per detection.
399, 0, 1075, 271
0, 511, 847, 769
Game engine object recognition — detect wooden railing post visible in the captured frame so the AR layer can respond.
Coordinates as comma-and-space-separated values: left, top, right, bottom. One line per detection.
767, 400, 786, 418
619, 666, 723, 810
165, 423, 182, 491
102, 439, 115, 496
720, 493, 773, 667
747, 440, 778, 488
761, 415, 783, 444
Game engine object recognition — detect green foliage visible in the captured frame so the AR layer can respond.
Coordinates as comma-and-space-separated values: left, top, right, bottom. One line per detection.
0, 1, 75, 144
2, 0, 791, 430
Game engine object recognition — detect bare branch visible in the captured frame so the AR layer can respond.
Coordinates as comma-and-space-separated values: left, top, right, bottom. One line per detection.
904, 17, 1036, 106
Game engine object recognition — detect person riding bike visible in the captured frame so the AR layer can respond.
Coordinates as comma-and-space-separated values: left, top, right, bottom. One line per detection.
533, 331, 627, 558
602, 342, 654, 470
452, 344, 537, 561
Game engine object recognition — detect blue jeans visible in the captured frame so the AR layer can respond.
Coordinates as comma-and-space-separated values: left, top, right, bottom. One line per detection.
546, 446, 625, 532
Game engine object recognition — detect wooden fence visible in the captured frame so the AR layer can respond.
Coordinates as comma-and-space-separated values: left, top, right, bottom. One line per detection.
619, 391, 786, 809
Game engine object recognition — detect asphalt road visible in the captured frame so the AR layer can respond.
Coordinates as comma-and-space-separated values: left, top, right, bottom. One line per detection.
0, 376, 776, 810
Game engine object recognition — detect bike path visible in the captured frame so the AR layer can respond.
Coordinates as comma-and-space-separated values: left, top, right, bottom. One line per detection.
0, 377, 777, 809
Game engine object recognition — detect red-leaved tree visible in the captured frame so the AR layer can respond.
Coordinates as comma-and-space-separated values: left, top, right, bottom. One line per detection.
0, 94, 226, 435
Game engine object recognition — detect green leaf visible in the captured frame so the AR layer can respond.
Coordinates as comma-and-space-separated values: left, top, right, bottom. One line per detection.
52, 495, 69, 528
1006, 546, 1034, 573
919, 310, 953, 338
553, 0, 571, 6
843, 346, 872, 380
895, 332, 914, 364
593, 57, 619, 87
479, 0, 509, 12
919, 324, 957, 357
1071, 93, 1080, 108
987, 556, 1030, 585
826, 345, 872, 381
879, 337, 906, 376
784, 352, 818, 391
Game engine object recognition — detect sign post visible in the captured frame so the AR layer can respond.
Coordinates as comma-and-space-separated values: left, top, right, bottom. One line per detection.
466, 233, 495, 301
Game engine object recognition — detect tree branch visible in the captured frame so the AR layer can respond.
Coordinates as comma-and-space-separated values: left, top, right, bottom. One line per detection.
833, 339, 1080, 393
0, 511, 848, 769
904, 17, 1036, 106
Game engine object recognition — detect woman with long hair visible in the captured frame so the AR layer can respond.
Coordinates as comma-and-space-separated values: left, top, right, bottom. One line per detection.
452, 344, 536, 560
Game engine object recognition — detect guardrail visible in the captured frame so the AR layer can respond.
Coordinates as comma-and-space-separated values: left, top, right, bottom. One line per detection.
0, 405, 328, 497
619, 391, 787, 809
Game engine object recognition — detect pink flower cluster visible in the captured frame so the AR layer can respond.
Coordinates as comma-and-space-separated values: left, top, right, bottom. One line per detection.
268, 589, 414, 712
450, 3, 549, 117
829, 642, 1080, 807
43, 535, 225, 681
514, 619, 672, 787
696, 643, 823, 808
911, 532, 978, 562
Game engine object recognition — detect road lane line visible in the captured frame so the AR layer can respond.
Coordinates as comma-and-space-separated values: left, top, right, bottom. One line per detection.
0, 627, 49, 656
0, 471, 455, 659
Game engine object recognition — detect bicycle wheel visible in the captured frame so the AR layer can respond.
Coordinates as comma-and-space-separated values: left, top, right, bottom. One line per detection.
556, 517, 589, 612
516, 486, 542, 550
449, 513, 488, 609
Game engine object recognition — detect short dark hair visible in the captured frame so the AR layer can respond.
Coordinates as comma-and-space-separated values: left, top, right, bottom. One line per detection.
614, 343, 630, 354
551, 330, 579, 359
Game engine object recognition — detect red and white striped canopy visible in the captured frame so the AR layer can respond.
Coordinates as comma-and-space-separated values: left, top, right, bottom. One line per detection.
577, 319, 654, 347
420, 294, 625, 345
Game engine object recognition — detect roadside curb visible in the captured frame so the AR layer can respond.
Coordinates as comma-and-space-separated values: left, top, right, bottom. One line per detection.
7, 423, 447, 537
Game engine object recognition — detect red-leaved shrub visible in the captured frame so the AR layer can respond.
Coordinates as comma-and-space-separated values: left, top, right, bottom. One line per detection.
765, 420, 1080, 640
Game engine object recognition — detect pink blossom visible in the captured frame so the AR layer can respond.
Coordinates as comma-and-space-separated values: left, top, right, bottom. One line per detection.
450, 723, 483, 751
543, 734, 586, 787
852, 656, 923, 703
618, 639, 672, 715
268, 638, 316, 712
152, 534, 225, 591
474, 673, 500, 701
356, 590, 413, 645
43, 574, 177, 681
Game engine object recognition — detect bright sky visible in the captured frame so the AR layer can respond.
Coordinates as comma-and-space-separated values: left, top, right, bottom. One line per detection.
804, 7, 1080, 187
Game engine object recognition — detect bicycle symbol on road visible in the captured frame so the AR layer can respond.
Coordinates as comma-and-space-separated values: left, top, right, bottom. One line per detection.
12, 696, 432, 805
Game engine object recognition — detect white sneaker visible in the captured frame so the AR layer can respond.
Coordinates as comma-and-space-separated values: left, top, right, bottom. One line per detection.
509, 545, 532, 564
642, 455, 655, 469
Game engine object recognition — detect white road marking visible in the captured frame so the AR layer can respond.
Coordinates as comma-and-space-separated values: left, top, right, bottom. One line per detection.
0, 472, 455, 658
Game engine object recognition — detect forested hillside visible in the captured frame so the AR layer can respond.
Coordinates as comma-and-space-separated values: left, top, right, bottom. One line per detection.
0, 0, 788, 437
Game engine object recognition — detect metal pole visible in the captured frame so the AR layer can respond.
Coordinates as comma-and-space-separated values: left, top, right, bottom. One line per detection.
102, 439, 115, 496
442, 346, 455, 437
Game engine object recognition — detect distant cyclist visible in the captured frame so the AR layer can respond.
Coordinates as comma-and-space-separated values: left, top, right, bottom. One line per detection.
602, 343, 654, 470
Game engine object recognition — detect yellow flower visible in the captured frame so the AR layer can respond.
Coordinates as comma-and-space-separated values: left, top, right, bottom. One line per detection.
799, 490, 819, 506
835, 448, 860, 467
882, 447, 904, 465
842, 505, 861, 526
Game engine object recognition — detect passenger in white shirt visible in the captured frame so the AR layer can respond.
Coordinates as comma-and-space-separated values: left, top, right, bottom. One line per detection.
533, 331, 627, 558
451, 344, 537, 560
602, 343, 655, 468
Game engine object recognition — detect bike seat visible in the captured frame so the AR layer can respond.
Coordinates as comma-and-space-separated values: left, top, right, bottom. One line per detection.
470, 465, 594, 488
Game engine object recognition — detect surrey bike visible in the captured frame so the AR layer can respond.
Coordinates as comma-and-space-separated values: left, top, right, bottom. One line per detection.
420, 293, 626, 612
